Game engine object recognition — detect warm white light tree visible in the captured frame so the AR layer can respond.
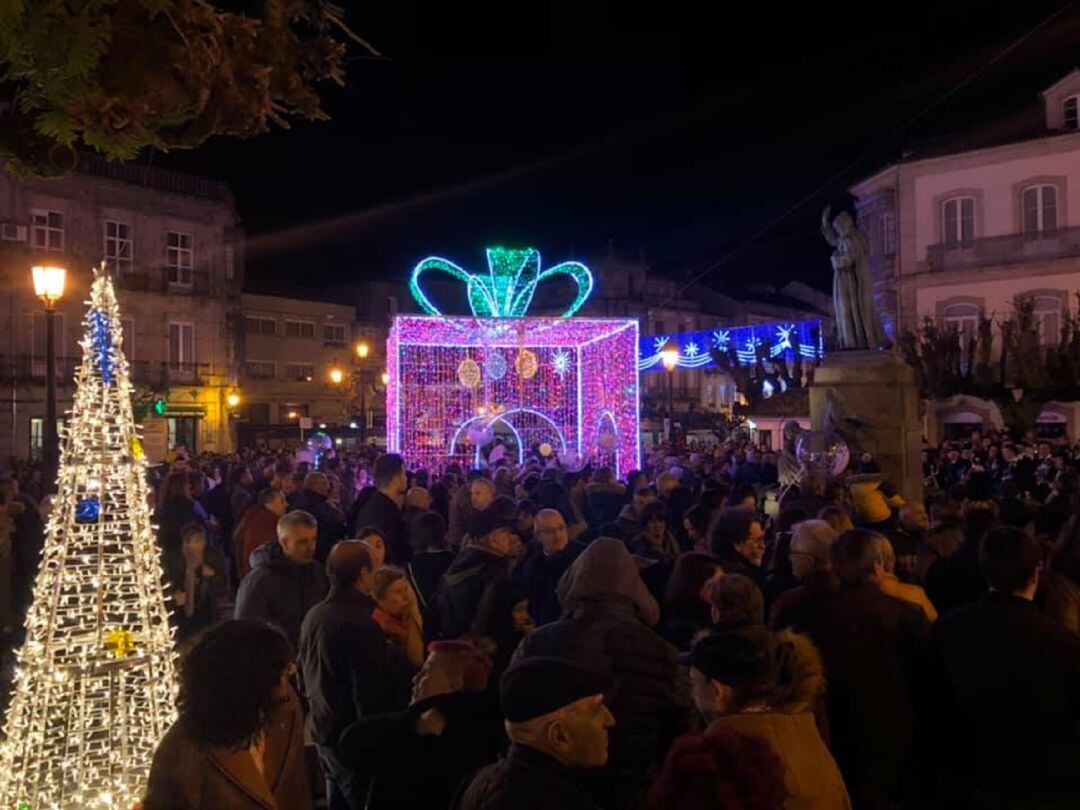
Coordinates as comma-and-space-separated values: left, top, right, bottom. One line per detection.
0, 267, 177, 809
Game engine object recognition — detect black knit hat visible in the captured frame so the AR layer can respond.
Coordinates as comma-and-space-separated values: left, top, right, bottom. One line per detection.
500, 657, 616, 722
684, 626, 779, 686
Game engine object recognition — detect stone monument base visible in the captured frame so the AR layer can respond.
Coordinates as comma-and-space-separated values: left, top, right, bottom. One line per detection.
809, 349, 923, 502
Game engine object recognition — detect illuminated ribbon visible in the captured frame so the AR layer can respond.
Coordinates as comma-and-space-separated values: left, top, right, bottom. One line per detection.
410, 247, 593, 318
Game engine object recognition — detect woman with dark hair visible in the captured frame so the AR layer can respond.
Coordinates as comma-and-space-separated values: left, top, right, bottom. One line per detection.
471, 577, 534, 678
428, 480, 451, 523
155, 470, 206, 552
683, 505, 712, 552
408, 511, 455, 608
1042, 514, 1080, 632
144, 620, 311, 809
663, 552, 724, 651
357, 525, 388, 569
666, 485, 697, 551
165, 523, 228, 641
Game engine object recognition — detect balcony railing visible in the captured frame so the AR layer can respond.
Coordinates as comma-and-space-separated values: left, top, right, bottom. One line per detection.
0, 356, 218, 388
927, 226, 1080, 272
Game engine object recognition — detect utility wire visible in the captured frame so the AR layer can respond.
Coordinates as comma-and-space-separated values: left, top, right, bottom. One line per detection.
658, 0, 1079, 308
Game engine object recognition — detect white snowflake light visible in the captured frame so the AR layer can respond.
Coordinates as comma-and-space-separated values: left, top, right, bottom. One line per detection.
684, 341, 701, 358
553, 349, 571, 377
652, 335, 670, 353
711, 329, 731, 349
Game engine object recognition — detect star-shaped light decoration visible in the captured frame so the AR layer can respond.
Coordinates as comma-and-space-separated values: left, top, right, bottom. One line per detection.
711, 329, 731, 349
553, 350, 571, 377
684, 341, 701, 358
105, 628, 135, 658
652, 335, 670, 353
771, 324, 795, 357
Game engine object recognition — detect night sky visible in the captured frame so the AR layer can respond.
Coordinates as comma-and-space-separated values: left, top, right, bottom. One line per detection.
156, 1, 1080, 299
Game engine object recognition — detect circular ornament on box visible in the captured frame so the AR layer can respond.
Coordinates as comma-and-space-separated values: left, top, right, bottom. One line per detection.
486, 351, 508, 381
458, 358, 482, 389
515, 349, 539, 380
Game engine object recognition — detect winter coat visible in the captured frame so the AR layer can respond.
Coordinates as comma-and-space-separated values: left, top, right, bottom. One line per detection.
706, 713, 850, 810
936, 592, 1080, 804
408, 550, 455, 609
430, 546, 509, 640
514, 538, 692, 810
517, 541, 585, 626
298, 586, 397, 747
291, 488, 346, 563
143, 685, 311, 810
339, 690, 505, 810
353, 489, 408, 564
447, 487, 475, 550
234, 542, 329, 650
234, 505, 279, 580
1041, 567, 1080, 633
457, 744, 601, 810
925, 539, 986, 616
164, 546, 230, 640
784, 581, 932, 808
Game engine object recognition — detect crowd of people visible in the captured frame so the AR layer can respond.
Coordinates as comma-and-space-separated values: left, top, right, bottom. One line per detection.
2, 431, 1080, 809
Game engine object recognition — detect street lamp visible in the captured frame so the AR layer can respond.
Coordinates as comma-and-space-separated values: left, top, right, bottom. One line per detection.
329, 367, 344, 385
381, 371, 389, 386
32, 265, 66, 493
226, 391, 241, 410
355, 341, 370, 360
660, 339, 679, 443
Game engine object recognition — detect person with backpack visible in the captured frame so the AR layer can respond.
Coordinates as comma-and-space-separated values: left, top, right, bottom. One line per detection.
429, 516, 516, 640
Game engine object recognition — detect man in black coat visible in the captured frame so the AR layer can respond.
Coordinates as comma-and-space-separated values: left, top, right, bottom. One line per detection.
234, 509, 329, 650
459, 656, 616, 810
299, 540, 395, 810
936, 526, 1080, 808
513, 539, 692, 810
789, 529, 933, 810
926, 502, 997, 616
353, 453, 408, 563
517, 509, 585, 626
291, 472, 347, 563
430, 517, 514, 640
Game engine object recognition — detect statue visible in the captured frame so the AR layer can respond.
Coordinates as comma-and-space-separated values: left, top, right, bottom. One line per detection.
821, 205, 887, 350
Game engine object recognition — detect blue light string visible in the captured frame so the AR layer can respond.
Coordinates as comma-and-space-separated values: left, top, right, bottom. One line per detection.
638, 318, 823, 372
89, 309, 115, 385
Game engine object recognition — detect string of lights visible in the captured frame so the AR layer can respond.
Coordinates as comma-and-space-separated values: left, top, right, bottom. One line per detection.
0, 268, 177, 809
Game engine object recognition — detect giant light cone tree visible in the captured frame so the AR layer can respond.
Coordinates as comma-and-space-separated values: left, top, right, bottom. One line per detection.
0, 268, 177, 809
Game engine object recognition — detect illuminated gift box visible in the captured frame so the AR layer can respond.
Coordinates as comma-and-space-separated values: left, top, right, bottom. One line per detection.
386, 248, 640, 476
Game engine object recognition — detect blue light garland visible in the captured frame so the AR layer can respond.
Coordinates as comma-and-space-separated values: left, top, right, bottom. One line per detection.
89, 309, 115, 384
639, 318, 824, 372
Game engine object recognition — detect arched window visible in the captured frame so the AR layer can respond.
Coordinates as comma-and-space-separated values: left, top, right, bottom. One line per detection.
1030, 295, 1063, 347
1065, 95, 1079, 131
1022, 184, 1058, 233
943, 302, 979, 338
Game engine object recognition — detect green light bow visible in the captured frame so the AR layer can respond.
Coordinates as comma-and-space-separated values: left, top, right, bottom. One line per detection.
410, 247, 594, 317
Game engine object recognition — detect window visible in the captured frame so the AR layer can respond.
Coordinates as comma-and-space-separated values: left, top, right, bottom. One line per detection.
29, 417, 43, 462
103, 220, 133, 273
880, 212, 897, 255
1030, 296, 1063, 347
285, 362, 316, 381
1065, 95, 1079, 131
31, 210, 63, 251
285, 320, 316, 339
245, 316, 277, 336
166, 231, 193, 285
243, 403, 271, 423
281, 403, 309, 421
943, 302, 980, 351
168, 323, 195, 376
942, 196, 975, 247
245, 360, 275, 380
323, 323, 347, 344
1022, 185, 1058, 234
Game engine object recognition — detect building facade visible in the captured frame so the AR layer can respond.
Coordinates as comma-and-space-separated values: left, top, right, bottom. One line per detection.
237, 293, 390, 446
0, 155, 242, 459
851, 70, 1080, 348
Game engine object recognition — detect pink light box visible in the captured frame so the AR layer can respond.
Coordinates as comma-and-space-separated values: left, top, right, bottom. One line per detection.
386, 315, 640, 477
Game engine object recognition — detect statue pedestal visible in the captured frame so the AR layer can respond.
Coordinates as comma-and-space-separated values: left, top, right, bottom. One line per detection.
810, 350, 923, 502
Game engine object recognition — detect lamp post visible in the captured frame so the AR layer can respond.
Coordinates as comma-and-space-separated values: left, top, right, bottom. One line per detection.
355, 341, 370, 444
32, 265, 66, 493
660, 339, 679, 442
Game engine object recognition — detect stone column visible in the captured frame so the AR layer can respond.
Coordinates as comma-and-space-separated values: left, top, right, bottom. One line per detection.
810, 350, 923, 502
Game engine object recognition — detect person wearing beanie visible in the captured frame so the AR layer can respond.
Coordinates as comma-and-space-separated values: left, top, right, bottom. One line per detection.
458, 657, 616, 810
679, 628, 850, 810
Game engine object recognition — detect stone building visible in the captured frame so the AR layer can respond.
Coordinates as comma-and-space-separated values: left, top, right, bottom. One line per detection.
851, 70, 1080, 346
0, 154, 242, 459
